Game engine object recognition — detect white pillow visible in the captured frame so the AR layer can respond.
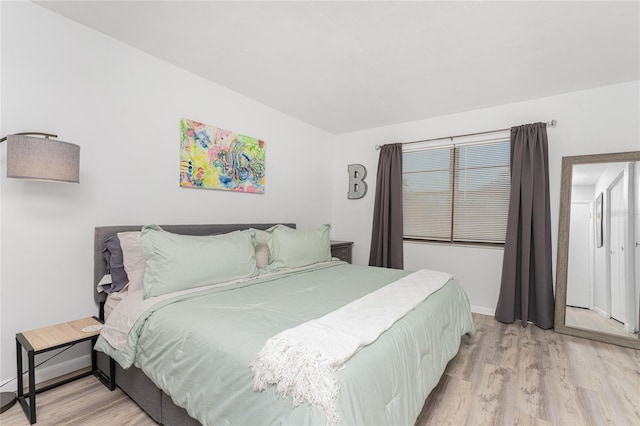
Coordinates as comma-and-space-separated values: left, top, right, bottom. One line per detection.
104, 287, 129, 321
117, 228, 271, 292
251, 229, 270, 269
266, 224, 331, 271
117, 231, 146, 294
118, 228, 265, 294
141, 225, 258, 298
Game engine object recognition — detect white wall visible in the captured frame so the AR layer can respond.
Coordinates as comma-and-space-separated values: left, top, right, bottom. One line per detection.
331, 80, 640, 315
572, 185, 595, 203
0, 2, 333, 389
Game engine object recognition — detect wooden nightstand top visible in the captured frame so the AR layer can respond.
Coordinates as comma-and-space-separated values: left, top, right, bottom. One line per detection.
20, 317, 102, 352
330, 240, 353, 247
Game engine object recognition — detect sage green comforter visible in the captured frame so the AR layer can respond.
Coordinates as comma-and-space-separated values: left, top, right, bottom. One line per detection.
95, 263, 475, 425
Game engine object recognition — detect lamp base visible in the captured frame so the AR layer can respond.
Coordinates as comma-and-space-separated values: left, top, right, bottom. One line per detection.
0, 391, 17, 413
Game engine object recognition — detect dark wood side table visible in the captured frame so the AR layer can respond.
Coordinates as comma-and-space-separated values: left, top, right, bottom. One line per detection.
15, 317, 112, 424
331, 240, 354, 264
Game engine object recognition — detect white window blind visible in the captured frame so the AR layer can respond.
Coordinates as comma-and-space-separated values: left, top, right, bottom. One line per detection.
402, 139, 510, 244
403, 146, 454, 241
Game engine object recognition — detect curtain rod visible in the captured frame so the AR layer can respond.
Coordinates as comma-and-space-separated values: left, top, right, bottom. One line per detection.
374, 120, 557, 150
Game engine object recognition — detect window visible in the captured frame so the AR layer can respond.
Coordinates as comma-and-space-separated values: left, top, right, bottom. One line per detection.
402, 139, 510, 244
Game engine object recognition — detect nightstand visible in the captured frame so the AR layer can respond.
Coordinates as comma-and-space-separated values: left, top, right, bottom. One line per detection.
16, 317, 108, 424
331, 240, 354, 264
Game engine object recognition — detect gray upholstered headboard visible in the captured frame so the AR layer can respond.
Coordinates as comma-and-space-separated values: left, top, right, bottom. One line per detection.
94, 223, 296, 307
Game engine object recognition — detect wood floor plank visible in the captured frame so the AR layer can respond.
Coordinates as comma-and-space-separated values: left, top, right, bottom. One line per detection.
415, 373, 473, 426
465, 364, 514, 426
488, 320, 519, 370
540, 368, 589, 425
1, 313, 639, 426
575, 385, 610, 426
444, 334, 476, 379
515, 336, 549, 422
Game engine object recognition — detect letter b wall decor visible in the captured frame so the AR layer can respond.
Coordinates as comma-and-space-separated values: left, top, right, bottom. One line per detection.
347, 164, 367, 199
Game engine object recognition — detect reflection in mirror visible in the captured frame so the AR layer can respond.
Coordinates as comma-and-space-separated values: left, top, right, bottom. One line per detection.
566, 161, 639, 337
555, 151, 640, 350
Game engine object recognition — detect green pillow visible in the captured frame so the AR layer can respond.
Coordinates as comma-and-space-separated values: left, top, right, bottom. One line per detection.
141, 225, 257, 298
266, 224, 331, 271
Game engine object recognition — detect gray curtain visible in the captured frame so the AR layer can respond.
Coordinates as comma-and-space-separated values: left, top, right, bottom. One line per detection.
369, 143, 403, 269
495, 123, 555, 329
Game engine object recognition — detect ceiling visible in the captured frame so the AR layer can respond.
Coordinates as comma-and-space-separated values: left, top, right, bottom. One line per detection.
572, 163, 614, 186
35, 1, 640, 134
572, 162, 634, 186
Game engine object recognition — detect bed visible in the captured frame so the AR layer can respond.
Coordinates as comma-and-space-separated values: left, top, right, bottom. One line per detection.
93, 223, 475, 426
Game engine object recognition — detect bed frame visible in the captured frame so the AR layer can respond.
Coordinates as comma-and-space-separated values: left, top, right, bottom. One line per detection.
93, 223, 295, 425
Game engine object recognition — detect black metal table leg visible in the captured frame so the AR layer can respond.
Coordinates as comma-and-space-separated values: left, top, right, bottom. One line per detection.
91, 339, 97, 372
93, 353, 116, 391
28, 350, 35, 424
16, 334, 36, 424
16, 339, 22, 401
108, 357, 116, 391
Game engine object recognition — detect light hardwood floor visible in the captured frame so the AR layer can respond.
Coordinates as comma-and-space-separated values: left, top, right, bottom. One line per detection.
1, 313, 639, 426
565, 305, 637, 339
418, 314, 640, 426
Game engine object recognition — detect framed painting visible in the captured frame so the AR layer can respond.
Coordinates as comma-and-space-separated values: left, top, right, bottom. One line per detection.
180, 118, 266, 193
595, 192, 603, 248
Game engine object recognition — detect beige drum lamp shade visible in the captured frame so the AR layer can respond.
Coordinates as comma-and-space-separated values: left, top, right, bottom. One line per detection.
2, 133, 80, 183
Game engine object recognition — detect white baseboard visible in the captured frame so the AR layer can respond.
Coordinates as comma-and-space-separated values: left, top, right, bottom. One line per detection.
592, 306, 609, 319
471, 305, 495, 316
1, 355, 91, 393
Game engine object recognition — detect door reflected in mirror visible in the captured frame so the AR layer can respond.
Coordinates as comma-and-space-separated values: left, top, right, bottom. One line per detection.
555, 152, 640, 350
566, 161, 639, 338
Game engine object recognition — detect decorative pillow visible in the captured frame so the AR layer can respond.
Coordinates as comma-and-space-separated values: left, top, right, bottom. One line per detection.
104, 287, 129, 320
96, 274, 114, 293
250, 229, 270, 269
217, 229, 267, 268
102, 235, 129, 293
118, 231, 146, 294
141, 225, 258, 298
266, 224, 331, 271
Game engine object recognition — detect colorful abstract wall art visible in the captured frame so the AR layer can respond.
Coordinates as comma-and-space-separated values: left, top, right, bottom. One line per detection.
180, 118, 266, 193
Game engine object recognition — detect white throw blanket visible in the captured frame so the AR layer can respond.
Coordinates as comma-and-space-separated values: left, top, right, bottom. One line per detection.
250, 268, 453, 426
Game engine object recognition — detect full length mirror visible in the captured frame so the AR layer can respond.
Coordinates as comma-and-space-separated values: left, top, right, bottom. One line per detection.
555, 151, 640, 350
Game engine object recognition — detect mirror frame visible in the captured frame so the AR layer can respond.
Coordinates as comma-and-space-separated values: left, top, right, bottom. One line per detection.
555, 150, 640, 349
